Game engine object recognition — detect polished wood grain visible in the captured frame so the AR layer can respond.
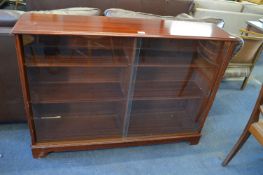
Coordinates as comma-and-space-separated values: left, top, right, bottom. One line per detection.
14, 14, 239, 158
15, 35, 37, 144
31, 133, 201, 158
12, 13, 238, 41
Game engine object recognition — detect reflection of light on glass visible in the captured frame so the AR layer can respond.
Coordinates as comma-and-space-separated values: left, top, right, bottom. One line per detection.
166, 21, 213, 37
137, 31, 146, 35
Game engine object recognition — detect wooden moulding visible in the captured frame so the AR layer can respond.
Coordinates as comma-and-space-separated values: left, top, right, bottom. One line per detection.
32, 133, 201, 158
12, 13, 238, 41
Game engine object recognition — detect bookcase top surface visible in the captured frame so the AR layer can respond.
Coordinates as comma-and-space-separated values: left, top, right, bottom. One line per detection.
13, 13, 237, 41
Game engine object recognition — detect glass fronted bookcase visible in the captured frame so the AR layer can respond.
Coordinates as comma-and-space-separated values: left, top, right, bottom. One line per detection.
13, 14, 239, 158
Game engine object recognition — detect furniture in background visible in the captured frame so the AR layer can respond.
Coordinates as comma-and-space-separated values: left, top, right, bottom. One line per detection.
0, 0, 7, 8
14, 0, 25, 9
0, 0, 25, 10
247, 20, 263, 33
13, 13, 239, 158
23, 0, 263, 35
25, 0, 195, 16
0, 10, 26, 122
193, 0, 263, 34
104, 8, 225, 28
244, 0, 263, 5
224, 29, 263, 90
222, 85, 263, 166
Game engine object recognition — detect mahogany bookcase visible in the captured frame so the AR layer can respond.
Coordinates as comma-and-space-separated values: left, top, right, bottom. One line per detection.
12, 13, 239, 158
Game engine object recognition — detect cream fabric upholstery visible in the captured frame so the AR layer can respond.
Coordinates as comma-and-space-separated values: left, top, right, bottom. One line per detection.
104, 8, 224, 27
249, 119, 263, 146
104, 8, 181, 20
231, 38, 263, 63
194, 0, 243, 12
194, 8, 262, 34
224, 66, 251, 78
224, 29, 263, 89
242, 4, 263, 15
30, 7, 101, 16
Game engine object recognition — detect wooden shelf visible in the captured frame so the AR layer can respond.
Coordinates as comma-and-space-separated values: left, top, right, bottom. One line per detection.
138, 50, 193, 66
27, 67, 124, 84
141, 39, 195, 52
130, 98, 202, 114
32, 101, 123, 119
35, 114, 122, 142
29, 80, 205, 103
25, 42, 135, 51
137, 50, 218, 68
128, 111, 199, 136
133, 81, 206, 100
24, 35, 135, 49
141, 47, 194, 52
30, 83, 125, 103
25, 54, 129, 68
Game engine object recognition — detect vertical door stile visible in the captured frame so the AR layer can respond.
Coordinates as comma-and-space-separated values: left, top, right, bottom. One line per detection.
15, 34, 37, 144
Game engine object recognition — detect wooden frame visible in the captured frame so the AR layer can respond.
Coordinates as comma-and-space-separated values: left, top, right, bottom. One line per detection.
13, 14, 239, 158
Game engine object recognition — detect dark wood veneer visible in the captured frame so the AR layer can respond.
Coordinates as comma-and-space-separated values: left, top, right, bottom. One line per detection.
13, 14, 239, 158
12, 14, 237, 41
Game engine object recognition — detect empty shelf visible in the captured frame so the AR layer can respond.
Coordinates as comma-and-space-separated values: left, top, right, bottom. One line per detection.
25, 54, 129, 67
133, 81, 206, 100
30, 83, 125, 103
35, 114, 122, 142
128, 111, 199, 136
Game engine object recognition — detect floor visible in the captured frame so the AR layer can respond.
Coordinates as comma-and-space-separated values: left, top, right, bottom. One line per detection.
0, 58, 262, 175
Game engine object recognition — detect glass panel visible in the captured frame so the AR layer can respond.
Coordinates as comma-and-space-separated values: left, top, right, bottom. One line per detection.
22, 35, 134, 67
22, 35, 136, 142
33, 102, 123, 142
128, 99, 202, 136
127, 38, 223, 137
22, 35, 225, 141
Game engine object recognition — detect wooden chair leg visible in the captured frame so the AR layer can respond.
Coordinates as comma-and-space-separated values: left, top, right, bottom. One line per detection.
241, 76, 250, 90
223, 86, 263, 166
222, 131, 251, 166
